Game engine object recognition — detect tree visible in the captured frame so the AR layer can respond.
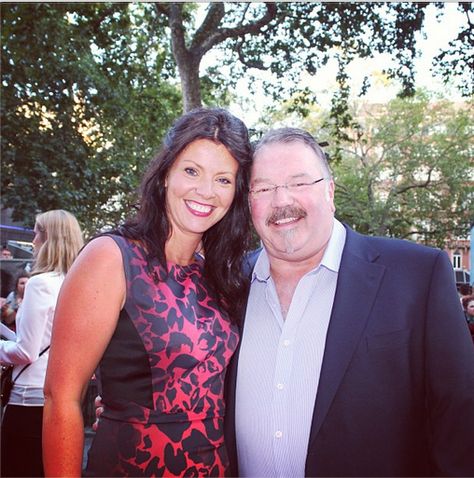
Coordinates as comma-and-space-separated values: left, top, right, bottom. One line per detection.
433, 2, 474, 97
266, 90, 473, 247
153, 2, 473, 112
3, 3, 472, 234
154, 3, 277, 112
1, 3, 181, 234
330, 91, 473, 247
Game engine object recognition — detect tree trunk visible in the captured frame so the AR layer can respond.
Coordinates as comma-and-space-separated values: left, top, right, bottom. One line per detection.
166, 4, 203, 112
159, 2, 277, 112
176, 55, 202, 112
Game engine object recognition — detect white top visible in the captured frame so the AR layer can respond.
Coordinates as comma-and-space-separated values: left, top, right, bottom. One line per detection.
236, 219, 346, 477
0, 271, 64, 406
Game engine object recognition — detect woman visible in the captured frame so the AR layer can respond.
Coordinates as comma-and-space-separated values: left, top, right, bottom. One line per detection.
43, 108, 252, 477
1, 271, 30, 331
0, 210, 84, 477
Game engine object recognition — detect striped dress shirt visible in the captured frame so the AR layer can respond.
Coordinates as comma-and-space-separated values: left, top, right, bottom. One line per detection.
235, 219, 346, 477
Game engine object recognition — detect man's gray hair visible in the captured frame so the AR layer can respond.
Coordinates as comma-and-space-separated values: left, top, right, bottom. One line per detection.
254, 128, 332, 178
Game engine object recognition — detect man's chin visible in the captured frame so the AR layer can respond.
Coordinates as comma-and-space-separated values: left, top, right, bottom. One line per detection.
268, 242, 302, 258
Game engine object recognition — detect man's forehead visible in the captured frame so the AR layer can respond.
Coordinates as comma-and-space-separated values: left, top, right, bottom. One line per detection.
252, 141, 322, 174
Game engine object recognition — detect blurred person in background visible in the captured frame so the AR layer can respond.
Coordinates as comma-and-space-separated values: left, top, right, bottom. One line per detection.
1, 271, 30, 331
0, 209, 83, 477
462, 294, 474, 343
1, 246, 13, 259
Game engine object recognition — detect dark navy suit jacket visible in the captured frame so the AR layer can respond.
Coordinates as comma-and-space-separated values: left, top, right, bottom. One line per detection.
225, 225, 474, 477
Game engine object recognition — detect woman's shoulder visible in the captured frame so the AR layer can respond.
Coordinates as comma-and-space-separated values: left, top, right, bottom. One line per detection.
87, 234, 137, 253
83, 234, 124, 253
90, 234, 148, 261
72, 235, 127, 275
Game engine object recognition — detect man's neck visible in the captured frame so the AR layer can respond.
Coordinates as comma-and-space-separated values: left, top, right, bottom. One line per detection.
269, 252, 325, 320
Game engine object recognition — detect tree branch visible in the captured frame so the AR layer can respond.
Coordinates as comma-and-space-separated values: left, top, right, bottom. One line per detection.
166, 4, 191, 65
235, 40, 265, 69
460, 2, 474, 29
86, 5, 125, 36
395, 168, 434, 195
154, 3, 169, 16
191, 3, 277, 58
191, 4, 225, 51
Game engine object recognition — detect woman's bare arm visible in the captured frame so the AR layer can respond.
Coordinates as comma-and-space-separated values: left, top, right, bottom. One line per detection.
43, 236, 126, 477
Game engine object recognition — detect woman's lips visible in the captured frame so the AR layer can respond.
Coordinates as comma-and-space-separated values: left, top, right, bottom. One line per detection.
185, 200, 215, 216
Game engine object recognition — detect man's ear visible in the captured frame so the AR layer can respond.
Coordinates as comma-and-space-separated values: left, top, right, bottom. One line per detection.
325, 180, 336, 212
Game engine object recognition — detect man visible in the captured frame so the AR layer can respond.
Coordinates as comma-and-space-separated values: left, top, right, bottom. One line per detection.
1, 247, 12, 259
224, 128, 474, 477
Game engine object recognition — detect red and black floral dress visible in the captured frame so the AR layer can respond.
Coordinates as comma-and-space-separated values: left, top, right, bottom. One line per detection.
84, 235, 239, 477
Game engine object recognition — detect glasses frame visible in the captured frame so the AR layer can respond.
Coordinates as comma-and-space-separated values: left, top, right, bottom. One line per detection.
249, 177, 327, 198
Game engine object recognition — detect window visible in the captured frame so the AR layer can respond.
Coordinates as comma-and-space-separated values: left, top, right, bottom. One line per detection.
452, 251, 462, 269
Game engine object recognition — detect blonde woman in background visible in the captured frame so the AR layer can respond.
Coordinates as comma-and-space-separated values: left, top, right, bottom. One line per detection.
0, 209, 83, 477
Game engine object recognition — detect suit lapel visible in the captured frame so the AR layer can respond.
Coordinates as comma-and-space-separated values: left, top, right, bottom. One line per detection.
307, 228, 385, 447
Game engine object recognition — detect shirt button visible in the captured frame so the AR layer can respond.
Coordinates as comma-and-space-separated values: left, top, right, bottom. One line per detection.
276, 383, 284, 390
275, 430, 283, 439
283, 339, 290, 347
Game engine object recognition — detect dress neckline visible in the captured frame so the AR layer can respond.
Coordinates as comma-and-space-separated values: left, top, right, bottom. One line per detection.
166, 254, 203, 271
126, 237, 203, 271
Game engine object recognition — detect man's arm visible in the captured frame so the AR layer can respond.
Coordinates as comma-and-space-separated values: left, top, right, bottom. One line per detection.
425, 251, 474, 475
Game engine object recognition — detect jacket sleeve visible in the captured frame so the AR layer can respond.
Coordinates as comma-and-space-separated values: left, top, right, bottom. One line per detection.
0, 275, 54, 365
425, 250, 474, 476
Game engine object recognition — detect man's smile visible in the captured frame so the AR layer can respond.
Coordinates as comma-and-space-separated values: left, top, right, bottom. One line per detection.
267, 206, 307, 227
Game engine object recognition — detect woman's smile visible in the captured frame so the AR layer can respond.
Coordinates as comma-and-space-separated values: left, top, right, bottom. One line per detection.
185, 199, 215, 216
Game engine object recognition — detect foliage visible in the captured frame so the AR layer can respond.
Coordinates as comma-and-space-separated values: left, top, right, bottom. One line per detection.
433, 2, 474, 97
210, 3, 472, 99
151, 2, 432, 110
263, 90, 473, 247
218, 3, 422, 91
331, 91, 473, 247
2, 3, 472, 238
1, 3, 181, 235
154, 2, 473, 152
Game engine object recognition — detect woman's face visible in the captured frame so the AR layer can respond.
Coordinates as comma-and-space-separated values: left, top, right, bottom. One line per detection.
32, 222, 46, 257
467, 300, 474, 317
165, 138, 239, 243
17, 277, 28, 296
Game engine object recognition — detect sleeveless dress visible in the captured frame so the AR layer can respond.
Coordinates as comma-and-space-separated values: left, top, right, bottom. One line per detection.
85, 235, 240, 477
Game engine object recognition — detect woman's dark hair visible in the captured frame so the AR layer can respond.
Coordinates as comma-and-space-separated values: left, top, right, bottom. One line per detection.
15, 271, 30, 290
121, 107, 253, 323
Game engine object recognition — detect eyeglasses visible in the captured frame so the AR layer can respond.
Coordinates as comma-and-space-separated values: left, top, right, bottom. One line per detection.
249, 177, 327, 198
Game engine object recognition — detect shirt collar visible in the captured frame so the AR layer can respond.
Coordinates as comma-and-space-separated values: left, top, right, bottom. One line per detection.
252, 218, 346, 282
321, 218, 346, 273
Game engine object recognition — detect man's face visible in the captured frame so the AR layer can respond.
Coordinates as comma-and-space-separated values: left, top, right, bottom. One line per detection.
1, 249, 12, 259
249, 141, 335, 265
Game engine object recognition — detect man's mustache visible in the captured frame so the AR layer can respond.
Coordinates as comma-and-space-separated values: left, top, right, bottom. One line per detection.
266, 206, 307, 226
